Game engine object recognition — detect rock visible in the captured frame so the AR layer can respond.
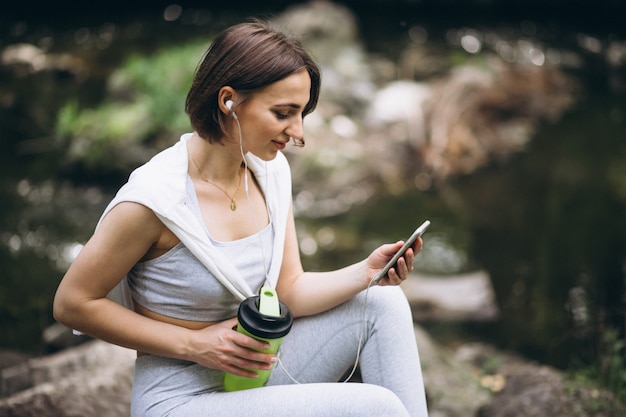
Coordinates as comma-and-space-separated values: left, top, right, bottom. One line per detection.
481, 365, 574, 417
402, 270, 499, 322
0, 340, 134, 417
480, 365, 625, 417
2, 326, 623, 417
42, 322, 91, 352
1, 43, 86, 78
280, 2, 578, 216
0, 350, 29, 371
455, 342, 626, 417
0, 362, 31, 398
415, 326, 492, 417
0, 323, 490, 417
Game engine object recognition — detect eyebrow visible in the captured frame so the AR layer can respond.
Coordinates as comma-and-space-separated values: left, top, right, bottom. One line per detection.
274, 103, 302, 110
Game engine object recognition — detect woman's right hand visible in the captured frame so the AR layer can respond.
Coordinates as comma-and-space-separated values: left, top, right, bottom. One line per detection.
187, 317, 278, 377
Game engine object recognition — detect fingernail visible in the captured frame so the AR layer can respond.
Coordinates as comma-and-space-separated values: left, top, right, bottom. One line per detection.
270, 356, 278, 363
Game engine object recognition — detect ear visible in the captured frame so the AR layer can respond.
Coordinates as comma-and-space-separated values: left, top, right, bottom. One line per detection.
218, 86, 237, 116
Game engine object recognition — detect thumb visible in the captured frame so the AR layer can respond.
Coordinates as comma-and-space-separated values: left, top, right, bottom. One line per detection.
381, 241, 403, 256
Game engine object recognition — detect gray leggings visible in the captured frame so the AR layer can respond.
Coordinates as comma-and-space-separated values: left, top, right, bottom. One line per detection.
131, 286, 428, 417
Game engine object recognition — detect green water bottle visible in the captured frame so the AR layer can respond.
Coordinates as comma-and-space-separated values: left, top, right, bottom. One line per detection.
223, 287, 293, 391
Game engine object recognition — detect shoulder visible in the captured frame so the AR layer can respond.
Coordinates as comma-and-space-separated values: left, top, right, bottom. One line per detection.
98, 201, 165, 237
102, 136, 190, 220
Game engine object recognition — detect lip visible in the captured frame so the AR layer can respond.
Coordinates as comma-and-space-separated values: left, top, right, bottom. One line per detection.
272, 140, 287, 151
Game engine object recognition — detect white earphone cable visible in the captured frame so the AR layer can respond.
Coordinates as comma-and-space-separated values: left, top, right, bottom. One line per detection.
235, 115, 272, 288
233, 107, 372, 385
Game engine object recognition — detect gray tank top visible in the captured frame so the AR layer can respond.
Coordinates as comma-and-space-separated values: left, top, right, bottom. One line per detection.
126, 176, 273, 321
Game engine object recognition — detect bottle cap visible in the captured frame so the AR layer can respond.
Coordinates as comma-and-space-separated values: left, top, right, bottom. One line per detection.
237, 287, 293, 339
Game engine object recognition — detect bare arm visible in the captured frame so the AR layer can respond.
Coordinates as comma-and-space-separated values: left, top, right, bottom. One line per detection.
53, 202, 275, 377
54, 202, 192, 354
276, 204, 422, 317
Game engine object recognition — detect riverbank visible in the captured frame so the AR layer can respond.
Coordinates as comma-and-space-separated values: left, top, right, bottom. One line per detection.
2, 328, 623, 417
1, 274, 623, 417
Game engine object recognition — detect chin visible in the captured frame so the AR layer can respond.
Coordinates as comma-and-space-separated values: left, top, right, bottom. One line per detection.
250, 150, 279, 161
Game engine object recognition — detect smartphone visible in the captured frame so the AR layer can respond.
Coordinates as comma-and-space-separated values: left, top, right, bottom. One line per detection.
372, 220, 430, 284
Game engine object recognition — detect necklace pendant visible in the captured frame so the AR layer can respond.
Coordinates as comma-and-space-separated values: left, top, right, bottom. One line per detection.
230, 199, 237, 211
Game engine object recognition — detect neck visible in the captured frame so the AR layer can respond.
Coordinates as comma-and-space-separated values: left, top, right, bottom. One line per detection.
188, 132, 244, 185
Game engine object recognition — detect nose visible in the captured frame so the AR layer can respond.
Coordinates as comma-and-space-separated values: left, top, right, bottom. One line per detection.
285, 113, 304, 143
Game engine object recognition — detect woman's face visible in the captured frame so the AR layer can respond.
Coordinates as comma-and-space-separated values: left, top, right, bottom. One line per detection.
232, 70, 311, 161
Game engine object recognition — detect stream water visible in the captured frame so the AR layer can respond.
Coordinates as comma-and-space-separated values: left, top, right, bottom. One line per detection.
1, 2, 625, 376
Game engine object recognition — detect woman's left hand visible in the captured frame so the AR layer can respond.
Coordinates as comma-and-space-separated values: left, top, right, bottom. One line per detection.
367, 238, 423, 286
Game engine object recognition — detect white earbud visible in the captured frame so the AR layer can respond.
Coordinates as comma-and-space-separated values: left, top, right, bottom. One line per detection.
225, 100, 238, 120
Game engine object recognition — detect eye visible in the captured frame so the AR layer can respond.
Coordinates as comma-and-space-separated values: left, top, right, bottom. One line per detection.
274, 111, 290, 120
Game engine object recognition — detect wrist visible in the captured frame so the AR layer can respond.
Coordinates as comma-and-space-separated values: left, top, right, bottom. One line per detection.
176, 327, 198, 362
354, 259, 372, 289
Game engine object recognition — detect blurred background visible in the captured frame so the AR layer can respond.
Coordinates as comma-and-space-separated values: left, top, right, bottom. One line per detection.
1, 0, 625, 408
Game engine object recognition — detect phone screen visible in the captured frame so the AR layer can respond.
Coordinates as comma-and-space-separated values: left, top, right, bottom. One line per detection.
372, 220, 430, 284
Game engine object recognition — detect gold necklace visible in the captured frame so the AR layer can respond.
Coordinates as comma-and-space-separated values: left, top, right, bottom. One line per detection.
190, 157, 242, 211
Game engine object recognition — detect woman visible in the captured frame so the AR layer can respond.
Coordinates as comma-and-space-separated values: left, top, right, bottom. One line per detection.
54, 21, 429, 417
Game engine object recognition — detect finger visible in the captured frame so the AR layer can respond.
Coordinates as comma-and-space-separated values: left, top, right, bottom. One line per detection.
223, 363, 261, 378
228, 346, 277, 372
384, 265, 402, 285
413, 237, 423, 253
404, 247, 415, 272
221, 354, 263, 378
228, 332, 278, 364
381, 241, 404, 257
394, 256, 410, 280
401, 256, 410, 276
235, 345, 277, 365
231, 331, 272, 352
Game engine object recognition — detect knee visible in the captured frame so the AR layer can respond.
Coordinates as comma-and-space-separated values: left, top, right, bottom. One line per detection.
366, 285, 411, 318
348, 384, 411, 417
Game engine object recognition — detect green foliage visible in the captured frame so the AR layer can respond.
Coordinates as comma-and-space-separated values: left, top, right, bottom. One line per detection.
109, 42, 204, 128
572, 328, 626, 406
56, 39, 209, 166
596, 329, 626, 403
480, 354, 503, 375
57, 100, 153, 164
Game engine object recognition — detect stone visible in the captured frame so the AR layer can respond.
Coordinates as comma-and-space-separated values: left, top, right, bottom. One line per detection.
402, 270, 499, 322
0, 340, 134, 417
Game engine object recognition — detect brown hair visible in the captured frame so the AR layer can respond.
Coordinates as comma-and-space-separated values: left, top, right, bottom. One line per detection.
185, 20, 321, 142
